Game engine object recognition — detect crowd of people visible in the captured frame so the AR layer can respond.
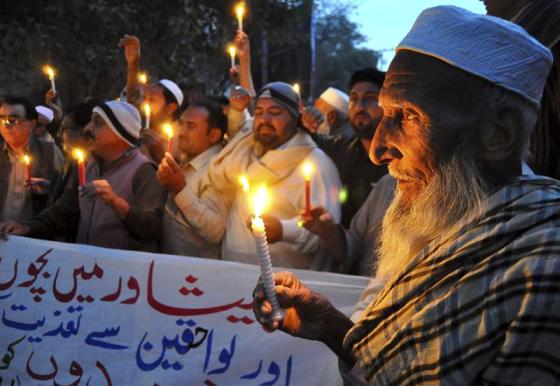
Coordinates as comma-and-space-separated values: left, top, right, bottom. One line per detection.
2, 0, 560, 383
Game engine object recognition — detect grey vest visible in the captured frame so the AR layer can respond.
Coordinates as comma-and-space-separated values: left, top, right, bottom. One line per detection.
76, 148, 154, 250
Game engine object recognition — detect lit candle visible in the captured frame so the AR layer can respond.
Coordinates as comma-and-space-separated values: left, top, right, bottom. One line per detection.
42, 65, 56, 94
228, 44, 237, 69
142, 103, 151, 130
235, 2, 245, 32
72, 148, 87, 187
163, 123, 174, 154
293, 83, 304, 112
251, 185, 283, 322
238, 175, 250, 193
138, 72, 148, 85
302, 161, 314, 215
292, 83, 300, 95
22, 155, 31, 181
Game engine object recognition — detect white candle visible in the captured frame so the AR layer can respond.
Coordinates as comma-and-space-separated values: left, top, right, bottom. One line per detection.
229, 45, 236, 69
143, 103, 151, 130
251, 185, 283, 322
235, 3, 245, 32
43, 66, 56, 94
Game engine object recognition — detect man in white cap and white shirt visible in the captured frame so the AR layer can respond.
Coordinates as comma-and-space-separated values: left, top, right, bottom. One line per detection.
0, 100, 166, 252
314, 87, 352, 138
253, 6, 560, 384
120, 34, 184, 163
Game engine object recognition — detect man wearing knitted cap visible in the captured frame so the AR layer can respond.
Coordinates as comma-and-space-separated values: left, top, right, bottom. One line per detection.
253, 6, 560, 384
0, 100, 166, 252
120, 35, 184, 163
176, 81, 341, 269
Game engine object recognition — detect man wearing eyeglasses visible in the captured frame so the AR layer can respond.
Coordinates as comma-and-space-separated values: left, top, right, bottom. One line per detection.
0, 96, 62, 223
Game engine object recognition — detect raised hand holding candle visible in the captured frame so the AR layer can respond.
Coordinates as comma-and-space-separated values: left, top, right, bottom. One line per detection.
72, 148, 87, 187
163, 123, 174, 154
235, 2, 245, 32
302, 161, 314, 215
251, 185, 283, 321
228, 44, 237, 69
42, 65, 56, 94
22, 155, 31, 181
142, 103, 151, 130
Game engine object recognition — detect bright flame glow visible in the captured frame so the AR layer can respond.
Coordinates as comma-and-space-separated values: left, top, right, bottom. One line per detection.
228, 44, 236, 57
142, 103, 151, 116
138, 72, 148, 84
302, 161, 314, 181
22, 155, 31, 165
235, 3, 245, 19
252, 185, 269, 218
238, 175, 250, 192
292, 83, 301, 95
42, 65, 55, 79
162, 123, 174, 139
72, 148, 85, 163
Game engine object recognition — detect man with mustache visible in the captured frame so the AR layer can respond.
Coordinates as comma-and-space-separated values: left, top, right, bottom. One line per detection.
176, 82, 341, 269
481, 0, 560, 180
253, 6, 560, 384
0, 100, 165, 252
303, 68, 387, 229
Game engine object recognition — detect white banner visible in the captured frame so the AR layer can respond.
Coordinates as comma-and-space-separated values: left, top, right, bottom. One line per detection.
0, 237, 368, 385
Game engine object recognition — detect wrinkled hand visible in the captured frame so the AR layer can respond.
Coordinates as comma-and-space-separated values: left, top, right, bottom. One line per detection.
301, 107, 324, 133
80, 180, 118, 205
0, 221, 31, 239
230, 86, 251, 112
140, 130, 165, 163
120, 34, 141, 63
26, 177, 51, 196
157, 153, 186, 196
299, 206, 336, 238
246, 214, 283, 243
253, 271, 338, 340
235, 30, 250, 59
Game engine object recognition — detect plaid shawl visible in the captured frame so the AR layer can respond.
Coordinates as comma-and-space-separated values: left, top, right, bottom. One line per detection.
344, 176, 560, 385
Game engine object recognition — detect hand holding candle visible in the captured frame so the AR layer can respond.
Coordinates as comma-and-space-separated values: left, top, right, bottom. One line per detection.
162, 123, 174, 154
251, 185, 284, 322
302, 161, 314, 216
235, 2, 246, 32
42, 65, 57, 94
72, 148, 87, 187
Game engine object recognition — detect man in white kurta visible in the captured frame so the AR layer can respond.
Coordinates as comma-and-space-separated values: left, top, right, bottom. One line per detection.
175, 82, 342, 270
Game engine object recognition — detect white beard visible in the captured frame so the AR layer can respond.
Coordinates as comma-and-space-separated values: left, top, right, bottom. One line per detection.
376, 152, 489, 280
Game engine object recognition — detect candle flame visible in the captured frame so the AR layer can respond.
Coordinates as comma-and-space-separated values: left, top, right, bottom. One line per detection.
142, 103, 151, 116
252, 185, 269, 218
228, 44, 236, 57
302, 161, 314, 181
72, 148, 85, 163
238, 175, 250, 192
22, 155, 31, 165
292, 83, 301, 95
162, 123, 174, 139
235, 2, 245, 19
138, 72, 148, 84
42, 65, 55, 79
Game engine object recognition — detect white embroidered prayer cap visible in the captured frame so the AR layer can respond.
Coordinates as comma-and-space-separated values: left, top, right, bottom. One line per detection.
397, 6, 553, 106
319, 87, 349, 115
93, 100, 142, 147
35, 105, 54, 124
158, 79, 184, 107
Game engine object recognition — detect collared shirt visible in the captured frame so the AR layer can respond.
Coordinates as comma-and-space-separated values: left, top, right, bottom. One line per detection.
1, 144, 32, 222
164, 144, 223, 257
313, 134, 387, 227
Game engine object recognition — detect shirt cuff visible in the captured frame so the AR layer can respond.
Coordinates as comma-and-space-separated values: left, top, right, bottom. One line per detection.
174, 184, 198, 213
280, 219, 301, 243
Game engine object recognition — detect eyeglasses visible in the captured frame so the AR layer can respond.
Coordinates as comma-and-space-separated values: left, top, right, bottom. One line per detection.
0, 116, 25, 128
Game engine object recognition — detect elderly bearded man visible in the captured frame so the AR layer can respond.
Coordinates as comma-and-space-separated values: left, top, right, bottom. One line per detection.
253, 6, 560, 385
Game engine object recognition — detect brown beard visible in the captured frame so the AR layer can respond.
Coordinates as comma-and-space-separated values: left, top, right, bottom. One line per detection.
376, 149, 490, 280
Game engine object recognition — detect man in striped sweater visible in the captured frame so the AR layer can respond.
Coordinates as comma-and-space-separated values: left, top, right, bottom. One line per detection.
254, 6, 560, 385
